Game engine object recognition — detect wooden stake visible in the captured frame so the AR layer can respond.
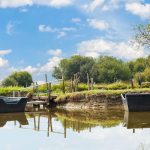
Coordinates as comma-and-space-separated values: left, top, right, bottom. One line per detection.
87, 73, 90, 91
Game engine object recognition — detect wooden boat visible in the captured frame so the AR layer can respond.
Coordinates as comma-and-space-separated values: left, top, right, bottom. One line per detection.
0, 96, 28, 113
121, 93, 150, 112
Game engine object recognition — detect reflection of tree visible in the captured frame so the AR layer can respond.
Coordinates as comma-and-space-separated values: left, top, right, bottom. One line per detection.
55, 109, 124, 131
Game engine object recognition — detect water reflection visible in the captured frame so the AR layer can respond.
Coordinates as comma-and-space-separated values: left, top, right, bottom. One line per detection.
1, 109, 150, 150
124, 111, 150, 129
0, 109, 124, 138
1, 109, 150, 138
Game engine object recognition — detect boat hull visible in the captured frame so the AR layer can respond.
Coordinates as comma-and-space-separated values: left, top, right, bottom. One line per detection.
0, 97, 28, 113
121, 94, 150, 112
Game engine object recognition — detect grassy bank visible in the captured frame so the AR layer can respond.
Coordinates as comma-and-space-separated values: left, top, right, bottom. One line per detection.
0, 81, 150, 98
55, 88, 150, 103
0, 86, 30, 96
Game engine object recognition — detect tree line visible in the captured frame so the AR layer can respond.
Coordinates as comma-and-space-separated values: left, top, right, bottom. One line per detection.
52, 55, 150, 83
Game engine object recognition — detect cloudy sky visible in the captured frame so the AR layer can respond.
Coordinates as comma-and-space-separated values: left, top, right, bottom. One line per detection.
0, 0, 149, 82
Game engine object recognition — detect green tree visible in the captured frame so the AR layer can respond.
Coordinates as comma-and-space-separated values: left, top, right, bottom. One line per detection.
134, 24, 150, 48
2, 71, 33, 87
52, 55, 95, 82
92, 56, 131, 83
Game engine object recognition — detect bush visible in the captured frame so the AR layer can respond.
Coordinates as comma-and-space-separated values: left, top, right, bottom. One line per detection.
105, 82, 129, 90
141, 82, 150, 88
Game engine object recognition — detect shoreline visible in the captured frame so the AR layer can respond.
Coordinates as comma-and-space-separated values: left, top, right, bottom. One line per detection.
54, 88, 150, 110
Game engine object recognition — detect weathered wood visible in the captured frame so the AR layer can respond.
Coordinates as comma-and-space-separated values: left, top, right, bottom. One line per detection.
35, 82, 40, 100
62, 74, 65, 94
91, 78, 94, 90
87, 73, 90, 91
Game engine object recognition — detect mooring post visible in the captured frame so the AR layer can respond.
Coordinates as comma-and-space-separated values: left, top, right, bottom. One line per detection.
36, 82, 40, 100
62, 74, 65, 94
87, 73, 90, 91
18, 90, 21, 97
32, 82, 35, 96
45, 74, 51, 104
91, 78, 94, 90
13, 91, 15, 97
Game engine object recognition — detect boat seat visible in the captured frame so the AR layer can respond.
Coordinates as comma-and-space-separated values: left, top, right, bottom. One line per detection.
0, 97, 21, 104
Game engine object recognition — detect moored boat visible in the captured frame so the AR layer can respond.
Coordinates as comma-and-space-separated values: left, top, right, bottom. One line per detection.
121, 93, 150, 112
0, 96, 28, 113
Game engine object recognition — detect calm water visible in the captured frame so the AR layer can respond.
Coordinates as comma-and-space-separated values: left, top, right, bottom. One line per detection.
0, 109, 150, 150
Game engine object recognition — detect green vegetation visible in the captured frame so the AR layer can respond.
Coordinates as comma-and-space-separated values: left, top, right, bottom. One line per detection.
53, 55, 150, 83
1, 71, 33, 87
0, 86, 29, 96
134, 24, 150, 48
55, 88, 150, 103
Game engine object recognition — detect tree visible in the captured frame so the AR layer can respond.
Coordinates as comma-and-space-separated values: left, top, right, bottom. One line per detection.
52, 55, 95, 82
92, 56, 131, 83
2, 71, 33, 87
134, 24, 150, 48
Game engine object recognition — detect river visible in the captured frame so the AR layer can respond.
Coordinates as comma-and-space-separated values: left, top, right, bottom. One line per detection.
0, 108, 149, 150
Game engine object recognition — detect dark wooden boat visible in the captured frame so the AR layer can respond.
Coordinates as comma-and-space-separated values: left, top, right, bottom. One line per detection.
121, 93, 150, 112
0, 96, 28, 113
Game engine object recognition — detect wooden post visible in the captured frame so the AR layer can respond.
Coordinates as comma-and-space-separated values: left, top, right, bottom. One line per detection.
36, 82, 40, 100
48, 82, 51, 104
91, 78, 94, 90
32, 82, 35, 95
62, 74, 65, 94
13, 91, 15, 97
17, 90, 21, 97
70, 77, 73, 93
45, 74, 50, 103
87, 73, 90, 91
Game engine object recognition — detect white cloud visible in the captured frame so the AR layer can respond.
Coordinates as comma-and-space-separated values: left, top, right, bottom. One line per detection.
87, 19, 109, 30
57, 31, 66, 39
81, 0, 121, 12
0, 0, 73, 8
47, 49, 62, 56
62, 27, 76, 31
71, 18, 81, 23
82, 0, 105, 12
38, 25, 56, 32
40, 56, 61, 72
22, 65, 38, 74
77, 38, 146, 60
0, 58, 8, 67
35, 0, 73, 8
38, 25, 76, 38
0, 49, 12, 56
21, 56, 61, 75
6, 22, 14, 35
125, 2, 150, 19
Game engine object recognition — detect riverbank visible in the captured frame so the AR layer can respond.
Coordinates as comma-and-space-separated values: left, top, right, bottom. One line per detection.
55, 88, 150, 110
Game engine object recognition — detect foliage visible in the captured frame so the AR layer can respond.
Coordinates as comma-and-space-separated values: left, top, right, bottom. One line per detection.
2, 71, 33, 87
0, 86, 29, 96
134, 24, 150, 48
52, 55, 95, 82
134, 68, 150, 82
92, 56, 131, 83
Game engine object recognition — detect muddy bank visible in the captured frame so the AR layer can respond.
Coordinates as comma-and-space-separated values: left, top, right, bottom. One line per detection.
56, 94, 124, 110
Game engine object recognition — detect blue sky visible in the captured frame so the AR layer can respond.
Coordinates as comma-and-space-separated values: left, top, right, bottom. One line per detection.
0, 0, 149, 82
